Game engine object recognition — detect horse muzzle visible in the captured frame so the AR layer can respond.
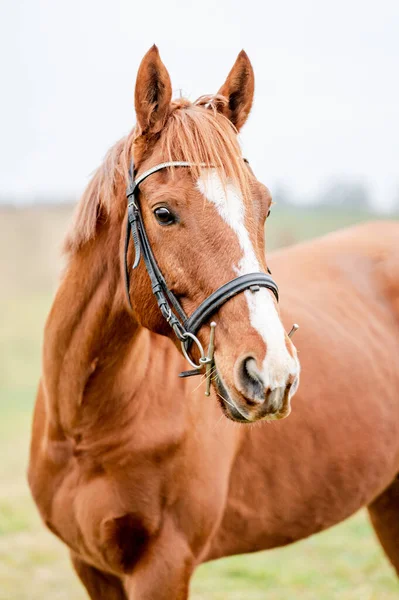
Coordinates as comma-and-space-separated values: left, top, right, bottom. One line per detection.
214, 362, 299, 423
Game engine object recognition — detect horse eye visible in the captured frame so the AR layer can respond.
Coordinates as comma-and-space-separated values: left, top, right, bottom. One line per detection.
267, 208, 271, 218
154, 207, 176, 226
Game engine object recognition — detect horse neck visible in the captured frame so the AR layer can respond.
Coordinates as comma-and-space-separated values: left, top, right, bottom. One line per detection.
42, 219, 147, 441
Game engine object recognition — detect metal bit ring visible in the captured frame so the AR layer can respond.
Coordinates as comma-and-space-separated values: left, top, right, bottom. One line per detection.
181, 332, 206, 369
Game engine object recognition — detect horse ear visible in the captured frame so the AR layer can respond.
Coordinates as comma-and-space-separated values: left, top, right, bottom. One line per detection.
134, 45, 172, 137
217, 50, 255, 131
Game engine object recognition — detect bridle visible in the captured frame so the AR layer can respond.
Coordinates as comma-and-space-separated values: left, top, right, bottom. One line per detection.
124, 160, 282, 393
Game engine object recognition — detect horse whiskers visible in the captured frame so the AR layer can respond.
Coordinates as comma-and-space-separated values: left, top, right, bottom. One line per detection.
215, 390, 238, 412
211, 412, 225, 432
191, 370, 253, 424
191, 365, 218, 394
191, 376, 206, 394
189, 365, 218, 393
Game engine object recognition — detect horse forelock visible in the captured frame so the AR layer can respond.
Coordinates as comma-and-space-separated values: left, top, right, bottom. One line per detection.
159, 95, 251, 197
63, 96, 252, 256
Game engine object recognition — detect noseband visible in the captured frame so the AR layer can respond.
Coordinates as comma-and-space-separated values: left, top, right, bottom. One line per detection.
124, 160, 280, 389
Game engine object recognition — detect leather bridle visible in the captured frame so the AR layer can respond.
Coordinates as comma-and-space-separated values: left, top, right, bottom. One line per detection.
124, 160, 280, 388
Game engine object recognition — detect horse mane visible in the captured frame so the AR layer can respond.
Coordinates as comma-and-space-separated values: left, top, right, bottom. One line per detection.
64, 95, 251, 255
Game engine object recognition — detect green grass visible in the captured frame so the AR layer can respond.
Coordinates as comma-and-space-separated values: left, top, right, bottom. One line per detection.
0, 206, 398, 599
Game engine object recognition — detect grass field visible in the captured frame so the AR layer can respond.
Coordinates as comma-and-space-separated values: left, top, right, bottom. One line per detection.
1, 204, 398, 599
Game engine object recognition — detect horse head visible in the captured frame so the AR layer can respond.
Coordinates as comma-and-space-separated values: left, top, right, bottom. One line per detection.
67, 46, 300, 423
125, 46, 300, 422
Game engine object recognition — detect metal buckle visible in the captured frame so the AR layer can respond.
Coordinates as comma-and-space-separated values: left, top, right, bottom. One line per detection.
159, 301, 173, 324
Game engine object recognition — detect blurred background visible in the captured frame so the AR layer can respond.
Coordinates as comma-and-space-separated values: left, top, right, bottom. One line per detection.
0, 1, 398, 598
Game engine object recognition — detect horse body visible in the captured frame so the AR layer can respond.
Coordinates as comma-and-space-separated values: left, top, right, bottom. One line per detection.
209, 222, 399, 559
29, 221, 399, 597
28, 46, 399, 598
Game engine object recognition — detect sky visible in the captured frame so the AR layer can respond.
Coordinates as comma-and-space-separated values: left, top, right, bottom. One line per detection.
0, 0, 398, 209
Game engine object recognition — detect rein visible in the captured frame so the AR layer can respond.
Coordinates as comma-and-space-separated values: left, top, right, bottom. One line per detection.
124, 160, 280, 391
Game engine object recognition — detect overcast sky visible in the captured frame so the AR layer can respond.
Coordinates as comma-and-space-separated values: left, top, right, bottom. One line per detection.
1, 0, 398, 209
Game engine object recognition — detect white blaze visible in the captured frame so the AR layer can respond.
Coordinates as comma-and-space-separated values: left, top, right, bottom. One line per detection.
197, 170, 298, 390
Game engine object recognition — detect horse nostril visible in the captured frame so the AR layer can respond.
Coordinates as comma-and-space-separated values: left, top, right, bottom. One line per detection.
236, 356, 266, 404
244, 357, 263, 383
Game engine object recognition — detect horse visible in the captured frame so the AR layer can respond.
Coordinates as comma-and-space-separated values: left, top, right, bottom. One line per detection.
28, 46, 399, 599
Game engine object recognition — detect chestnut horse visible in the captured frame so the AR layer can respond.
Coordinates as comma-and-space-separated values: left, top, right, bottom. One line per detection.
28, 46, 399, 599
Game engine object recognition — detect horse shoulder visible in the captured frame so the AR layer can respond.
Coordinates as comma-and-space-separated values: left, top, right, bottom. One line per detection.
27, 381, 77, 537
